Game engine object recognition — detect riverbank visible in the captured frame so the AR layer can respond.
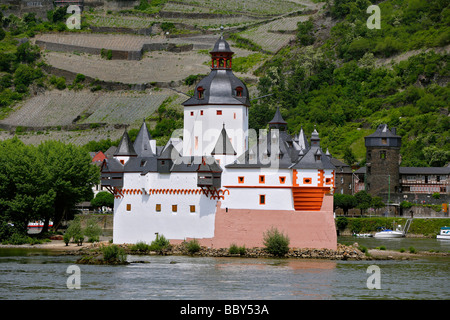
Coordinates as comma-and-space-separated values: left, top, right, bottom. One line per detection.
1, 239, 449, 260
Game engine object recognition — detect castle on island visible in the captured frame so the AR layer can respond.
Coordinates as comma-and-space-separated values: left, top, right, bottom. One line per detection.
100, 36, 337, 249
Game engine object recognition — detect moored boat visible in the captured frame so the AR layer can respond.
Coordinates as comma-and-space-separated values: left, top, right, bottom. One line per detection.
374, 219, 412, 239
436, 227, 450, 240
27, 221, 53, 229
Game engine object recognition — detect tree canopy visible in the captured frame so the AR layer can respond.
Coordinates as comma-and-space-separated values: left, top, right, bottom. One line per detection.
0, 138, 100, 237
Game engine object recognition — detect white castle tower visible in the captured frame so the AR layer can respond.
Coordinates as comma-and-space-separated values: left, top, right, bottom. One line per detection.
182, 35, 250, 159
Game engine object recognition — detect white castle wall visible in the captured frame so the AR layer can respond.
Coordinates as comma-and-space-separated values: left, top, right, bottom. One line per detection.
113, 171, 217, 244
183, 105, 248, 157
221, 168, 294, 211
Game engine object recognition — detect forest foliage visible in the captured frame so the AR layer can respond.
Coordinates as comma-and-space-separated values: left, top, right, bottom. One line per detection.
0, 138, 99, 240
252, 0, 449, 166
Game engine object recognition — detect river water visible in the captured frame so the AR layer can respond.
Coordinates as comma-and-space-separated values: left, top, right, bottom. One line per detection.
0, 237, 449, 301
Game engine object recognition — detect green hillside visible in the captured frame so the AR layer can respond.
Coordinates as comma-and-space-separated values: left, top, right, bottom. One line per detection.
251, 0, 449, 166
0, 0, 449, 168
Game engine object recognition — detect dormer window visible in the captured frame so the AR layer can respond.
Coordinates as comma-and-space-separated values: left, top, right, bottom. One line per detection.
315, 155, 321, 161
235, 87, 243, 97
197, 87, 204, 99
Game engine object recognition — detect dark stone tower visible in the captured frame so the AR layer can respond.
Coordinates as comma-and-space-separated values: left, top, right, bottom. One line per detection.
364, 124, 401, 196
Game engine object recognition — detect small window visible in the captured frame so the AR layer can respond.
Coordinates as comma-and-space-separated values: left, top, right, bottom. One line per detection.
279, 176, 286, 184
200, 110, 204, 116
190, 111, 194, 116
315, 155, 321, 161
234, 112, 236, 119
197, 87, 204, 99
140, 160, 147, 167
259, 194, 266, 205
156, 204, 161, 212
217, 110, 222, 115
120, 159, 125, 165
259, 175, 265, 184
236, 87, 243, 97
238, 176, 244, 184
190, 205, 195, 213
381, 138, 387, 145
326, 178, 332, 184
126, 204, 131, 211
172, 205, 177, 212
303, 178, 312, 184
380, 150, 386, 159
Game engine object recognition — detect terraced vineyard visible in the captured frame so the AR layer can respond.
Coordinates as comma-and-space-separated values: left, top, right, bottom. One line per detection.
36, 33, 149, 51
0, 89, 184, 128
165, 0, 305, 16
1, 0, 324, 147
79, 91, 186, 125
236, 15, 312, 53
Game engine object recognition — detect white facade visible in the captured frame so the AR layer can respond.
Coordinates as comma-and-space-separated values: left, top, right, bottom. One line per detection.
183, 104, 248, 158
113, 171, 217, 244
221, 168, 295, 211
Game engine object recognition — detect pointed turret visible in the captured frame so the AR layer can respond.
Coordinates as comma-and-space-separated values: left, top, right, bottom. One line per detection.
297, 126, 309, 151
133, 120, 154, 157
269, 107, 287, 131
211, 124, 236, 156
114, 130, 137, 157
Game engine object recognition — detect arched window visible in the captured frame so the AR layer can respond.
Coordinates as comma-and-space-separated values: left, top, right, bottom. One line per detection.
197, 87, 204, 99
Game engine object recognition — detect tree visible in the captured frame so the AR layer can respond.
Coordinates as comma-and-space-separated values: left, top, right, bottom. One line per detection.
0, 138, 100, 236
354, 190, 372, 215
343, 147, 356, 166
370, 196, 385, 214
334, 193, 357, 215
297, 20, 315, 46
91, 191, 114, 209
84, 217, 102, 242
0, 138, 55, 234
37, 140, 100, 233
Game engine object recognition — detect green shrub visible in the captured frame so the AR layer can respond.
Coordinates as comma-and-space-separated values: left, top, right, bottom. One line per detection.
66, 217, 83, 244
186, 239, 200, 254
263, 227, 290, 257
63, 233, 71, 246
102, 244, 126, 262
150, 234, 170, 251
84, 217, 102, 243
409, 246, 417, 254
131, 241, 151, 253
229, 243, 246, 255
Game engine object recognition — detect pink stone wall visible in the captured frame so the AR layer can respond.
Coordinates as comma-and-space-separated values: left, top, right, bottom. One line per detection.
210, 194, 337, 250
169, 195, 337, 250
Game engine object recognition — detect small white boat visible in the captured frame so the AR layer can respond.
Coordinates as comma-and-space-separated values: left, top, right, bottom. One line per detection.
374, 228, 404, 238
436, 227, 450, 240
353, 233, 373, 238
27, 221, 53, 229
374, 219, 412, 239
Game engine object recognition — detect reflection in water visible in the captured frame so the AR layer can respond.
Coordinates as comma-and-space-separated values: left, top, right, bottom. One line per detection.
0, 249, 448, 300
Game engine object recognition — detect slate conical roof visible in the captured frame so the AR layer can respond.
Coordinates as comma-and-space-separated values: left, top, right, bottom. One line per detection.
159, 141, 180, 160
210, 35, 233, 53
133, 121, 154, 157
211, 124, 236, 155
297, 126, 309, 151
269, 107, 287, 128
114, 130, 137, 157
182, 35, 250, 107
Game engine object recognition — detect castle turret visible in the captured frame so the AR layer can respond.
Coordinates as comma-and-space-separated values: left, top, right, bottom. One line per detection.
182, 35, 249, 158
364, 124, 401, 196
114, 129, 137, 165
